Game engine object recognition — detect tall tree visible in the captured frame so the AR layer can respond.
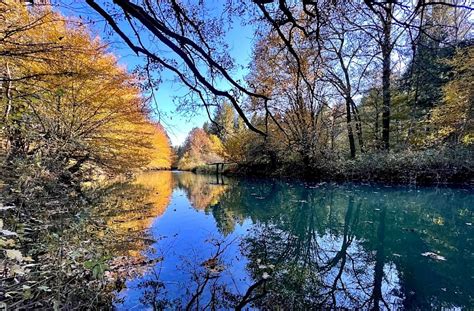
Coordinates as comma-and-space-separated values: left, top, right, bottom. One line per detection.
427, 45, 473, 145
208, 102, 236, 142
1, 0, 172, 183
84, 0, 472, 150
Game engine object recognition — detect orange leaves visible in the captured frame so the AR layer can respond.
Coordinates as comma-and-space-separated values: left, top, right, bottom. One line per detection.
178, 128, 224, 170
1, 1, 172, 175
144, 122, 172, 170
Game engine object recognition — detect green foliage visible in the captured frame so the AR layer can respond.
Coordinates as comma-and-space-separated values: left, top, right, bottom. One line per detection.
84, 257, 110, 280
316, 147, 474, 184
207, 102, 236, 142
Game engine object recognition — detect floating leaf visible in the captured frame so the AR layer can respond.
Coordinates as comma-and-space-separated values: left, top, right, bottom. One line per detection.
421, 252, 446, 261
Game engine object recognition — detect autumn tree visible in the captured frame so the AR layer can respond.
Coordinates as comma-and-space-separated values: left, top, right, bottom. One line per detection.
145, 122, 173, 169
0, 0, 172, 193
427, 45, 473, 145
206, 101, 236, 142
80, 0, 473, 179
177, 128, 223, 170
246, 29, 328, 167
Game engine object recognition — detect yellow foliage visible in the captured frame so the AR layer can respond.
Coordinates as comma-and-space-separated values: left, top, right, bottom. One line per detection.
177, 128, 224, 170
0, 1, 172, 174
174, 172, 228, 210
427, 46, 474, 145
107, 171, 173, 257
109, 171, 173, 230
209, 134, 225, 157
144, 123, 172, 169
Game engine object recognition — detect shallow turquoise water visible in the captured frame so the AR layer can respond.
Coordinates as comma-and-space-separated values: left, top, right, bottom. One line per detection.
114, 171, 474, 310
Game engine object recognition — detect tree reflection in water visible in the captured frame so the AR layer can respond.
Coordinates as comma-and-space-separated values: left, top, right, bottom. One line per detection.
115, 172, 474, 310
174, 172, 229, 210
236, 190, 400, 309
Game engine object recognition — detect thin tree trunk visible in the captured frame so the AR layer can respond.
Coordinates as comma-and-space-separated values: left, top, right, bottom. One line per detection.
351, 100, 364, 153
381, 6, 392, 151
3, 62, 13, 122
330, 114, 336, 152
346, 98, 356, 158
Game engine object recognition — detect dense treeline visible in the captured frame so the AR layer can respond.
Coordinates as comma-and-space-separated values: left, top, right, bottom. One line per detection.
1, 1, 172, 192
168, 1, 473, 183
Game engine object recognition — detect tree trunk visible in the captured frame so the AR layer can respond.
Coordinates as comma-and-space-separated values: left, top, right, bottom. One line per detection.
330, 114, 336, 152
346, 98, 356, 158
3, 63, 12, 122
4, 62, 26, 159
351, 100, 364, 153
381, 7, 392, 151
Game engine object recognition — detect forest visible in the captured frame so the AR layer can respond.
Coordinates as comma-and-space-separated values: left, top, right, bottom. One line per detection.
0, 0, 473, 309
165, 0, 473, 183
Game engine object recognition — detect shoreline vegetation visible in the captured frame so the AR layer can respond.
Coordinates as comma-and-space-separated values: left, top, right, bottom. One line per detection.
1, 0, 473, 309
178, 146, 473, 186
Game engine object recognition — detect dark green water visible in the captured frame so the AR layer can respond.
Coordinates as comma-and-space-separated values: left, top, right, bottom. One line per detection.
114, 171, 474, 310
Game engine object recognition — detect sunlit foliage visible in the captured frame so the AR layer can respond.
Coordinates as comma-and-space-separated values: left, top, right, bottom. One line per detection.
177, 128, 224, 170
0, 0, 172, 184
427, 46, 474, 145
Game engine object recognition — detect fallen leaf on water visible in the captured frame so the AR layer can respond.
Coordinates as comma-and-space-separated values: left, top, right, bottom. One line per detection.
421, 252, 446, 261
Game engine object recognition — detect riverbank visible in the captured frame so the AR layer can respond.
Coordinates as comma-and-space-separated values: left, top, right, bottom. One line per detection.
0, 181, 159, 309
190, 147, 474, 185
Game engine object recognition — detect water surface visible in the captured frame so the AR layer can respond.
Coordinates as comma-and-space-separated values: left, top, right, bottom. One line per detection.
114, 171, 474, 310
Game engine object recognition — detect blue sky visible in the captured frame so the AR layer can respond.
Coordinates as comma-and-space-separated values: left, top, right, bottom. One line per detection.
57, 1, 256, 146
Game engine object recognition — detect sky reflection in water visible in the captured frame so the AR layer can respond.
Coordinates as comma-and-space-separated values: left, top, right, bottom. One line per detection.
114, 171, 474, 310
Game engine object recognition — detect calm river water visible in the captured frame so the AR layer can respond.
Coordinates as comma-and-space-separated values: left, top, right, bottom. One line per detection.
113, 171, 473, 310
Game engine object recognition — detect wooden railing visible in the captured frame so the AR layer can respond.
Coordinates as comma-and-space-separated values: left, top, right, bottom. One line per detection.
206, 162, 236, 175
